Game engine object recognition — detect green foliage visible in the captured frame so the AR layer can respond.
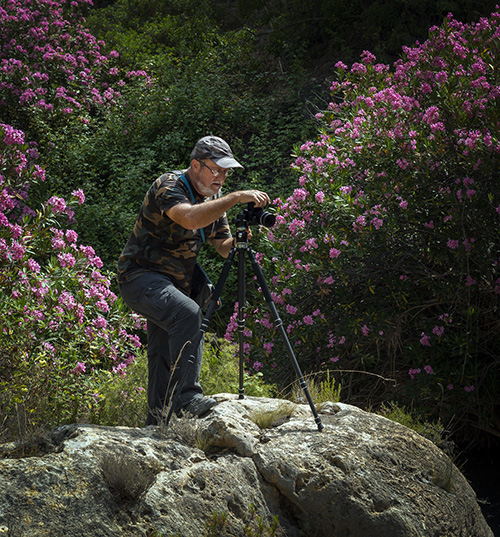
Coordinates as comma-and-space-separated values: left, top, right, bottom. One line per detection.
290, 370, 341, 409
0, 126, 144, 443
73, 333, 277, 432
227, 0, 500, 66
3, 0, 500, 450
89, 349, 149, 427
377, 402, 448, 450
72, 1, 317, 273
204, 504, 284, 537
201, 337, 277, 398
204, 512, 229, 537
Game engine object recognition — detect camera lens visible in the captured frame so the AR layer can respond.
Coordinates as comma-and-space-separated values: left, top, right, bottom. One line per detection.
243, 203, 276, 227
258, 210, 276, 227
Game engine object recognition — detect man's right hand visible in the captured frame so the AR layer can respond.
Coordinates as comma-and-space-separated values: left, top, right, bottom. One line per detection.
236, 189, 271, 208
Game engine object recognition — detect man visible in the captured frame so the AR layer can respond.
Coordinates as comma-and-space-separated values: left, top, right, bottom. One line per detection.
117, 135, 270, 425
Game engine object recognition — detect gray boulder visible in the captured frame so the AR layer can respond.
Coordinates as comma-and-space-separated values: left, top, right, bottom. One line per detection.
0, 395, 493, 537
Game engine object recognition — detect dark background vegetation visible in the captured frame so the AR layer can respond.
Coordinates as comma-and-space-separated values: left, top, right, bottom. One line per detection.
65, 0, 499, 434
73, 0, 500, 307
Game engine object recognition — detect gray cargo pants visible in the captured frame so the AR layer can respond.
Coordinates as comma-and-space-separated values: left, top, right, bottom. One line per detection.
118, 271, 204, 425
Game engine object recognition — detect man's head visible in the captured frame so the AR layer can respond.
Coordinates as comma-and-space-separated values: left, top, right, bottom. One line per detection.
190, 136, 243, 169
189, 136, 243, 197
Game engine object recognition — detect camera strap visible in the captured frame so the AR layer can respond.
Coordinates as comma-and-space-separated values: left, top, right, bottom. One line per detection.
178, 173, 205, 243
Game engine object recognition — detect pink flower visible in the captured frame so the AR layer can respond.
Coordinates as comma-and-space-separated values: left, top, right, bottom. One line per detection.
65, 229, 78, 243
465, 275, 476, 286
93, 316, 108, 329
292, 188, 309, 201
58, 252, 76, 268
424, 365, 434, 375
422, 106, 440, 125
2, 125, 25, 145
263, 342, 273, 354
361, 50, 376, 64
72, 362, 86, 374
9, 241, 26, 260
409, 368, 421, 379
47, 196, 67, 214
71, 188, 85, 204
329, 248, 341, 259
420, 333, 431, 347
27, 258, 40, 273
447, 239, 459, 249
303, 315, 314, 326
433, 325, 445, 337
361, 324, 370, 336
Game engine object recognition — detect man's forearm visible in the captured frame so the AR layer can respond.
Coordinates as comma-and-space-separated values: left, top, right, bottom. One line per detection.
167, 189, 270, 230
166, 192, 241, 230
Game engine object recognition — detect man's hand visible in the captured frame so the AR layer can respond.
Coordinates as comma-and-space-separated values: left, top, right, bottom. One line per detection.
236, 189, 270, 208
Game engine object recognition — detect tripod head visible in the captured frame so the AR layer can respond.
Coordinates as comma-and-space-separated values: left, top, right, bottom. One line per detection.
233, 210, 250, 247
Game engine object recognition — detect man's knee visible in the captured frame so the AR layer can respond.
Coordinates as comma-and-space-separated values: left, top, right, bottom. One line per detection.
171, 299, 203, 331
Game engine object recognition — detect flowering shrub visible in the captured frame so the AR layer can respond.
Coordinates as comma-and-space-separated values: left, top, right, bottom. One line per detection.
0, 123, 145, 438
228, 9, 500, 438
0, 0, 154, 207
0, 0, 122, 128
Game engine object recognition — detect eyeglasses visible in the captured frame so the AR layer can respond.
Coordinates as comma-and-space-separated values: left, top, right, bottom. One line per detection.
197, 160, 233, 178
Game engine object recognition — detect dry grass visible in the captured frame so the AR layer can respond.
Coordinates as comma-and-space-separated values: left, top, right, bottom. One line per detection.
101, 449, 161, 503
249, 401, 297, 429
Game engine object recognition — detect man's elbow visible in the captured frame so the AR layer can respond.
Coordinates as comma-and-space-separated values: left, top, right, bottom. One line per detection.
182, 219, 199, 230
165, 206, 198, 230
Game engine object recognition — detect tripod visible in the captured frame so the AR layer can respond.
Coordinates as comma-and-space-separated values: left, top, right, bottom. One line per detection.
168, 209, 324, 432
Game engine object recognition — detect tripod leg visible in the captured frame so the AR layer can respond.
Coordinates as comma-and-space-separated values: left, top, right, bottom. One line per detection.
165, 247, 237, 426
202, 246, 237, 330
247, 248, 324, 432
237, 247, 246, 399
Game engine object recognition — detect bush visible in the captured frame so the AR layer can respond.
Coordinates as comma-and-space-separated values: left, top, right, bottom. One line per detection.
83, 334, 276, 429
0, 124, 144, 441
226, 9, 500, 442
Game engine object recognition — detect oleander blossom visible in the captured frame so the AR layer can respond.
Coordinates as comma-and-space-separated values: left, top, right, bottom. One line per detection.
0, 0, 125, 120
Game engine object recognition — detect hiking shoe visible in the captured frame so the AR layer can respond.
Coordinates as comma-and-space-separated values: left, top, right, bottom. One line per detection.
179, 396, 217, 417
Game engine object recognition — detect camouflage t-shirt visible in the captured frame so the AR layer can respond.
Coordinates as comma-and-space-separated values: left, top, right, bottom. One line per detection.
117, 171, 231, 294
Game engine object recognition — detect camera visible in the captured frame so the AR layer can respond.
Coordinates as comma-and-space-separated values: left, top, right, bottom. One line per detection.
243, 202, 276, 227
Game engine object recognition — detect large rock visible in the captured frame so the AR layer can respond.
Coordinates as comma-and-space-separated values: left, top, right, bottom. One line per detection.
0, 395, 493, 537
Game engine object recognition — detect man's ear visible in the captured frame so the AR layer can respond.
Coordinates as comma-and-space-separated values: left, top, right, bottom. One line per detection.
191, 159, 201, 172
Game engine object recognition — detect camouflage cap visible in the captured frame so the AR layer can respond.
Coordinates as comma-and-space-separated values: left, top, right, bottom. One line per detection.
190, 136, 243, 168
